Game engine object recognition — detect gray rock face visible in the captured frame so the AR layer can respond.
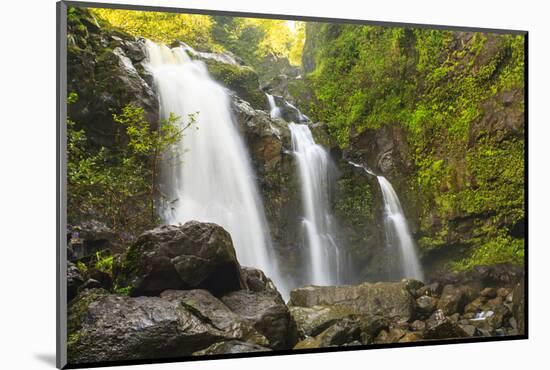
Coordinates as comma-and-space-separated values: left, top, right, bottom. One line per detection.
67, 220, 115, 260
68, 288, 268, 364
116, 221, 243, 296
289, 281, 415, 321
289, 305, 355, 338
193, 341, 271, 356
67, 261, 84, 301
416, 295, 438, 319
67, 9, 158, 148
222, 289, 296, 349
437, 284, 468, 315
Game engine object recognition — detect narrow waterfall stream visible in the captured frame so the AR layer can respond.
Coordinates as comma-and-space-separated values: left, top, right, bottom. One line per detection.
289, 123, 342, 286
144, 40, 288, 297
349, 161, 424, 281
377, 177, 424, 281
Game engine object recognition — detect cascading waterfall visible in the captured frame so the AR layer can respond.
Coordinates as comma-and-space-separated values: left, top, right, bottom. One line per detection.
349, 161, 424, 281
266, 93, 282, 120
289, 123, 342, 286
144, 40, 288, 297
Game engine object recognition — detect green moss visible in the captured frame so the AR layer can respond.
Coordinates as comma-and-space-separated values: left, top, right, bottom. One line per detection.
450, 234, 524, 271
335, 176, 374, 243
204, 60, 264, 108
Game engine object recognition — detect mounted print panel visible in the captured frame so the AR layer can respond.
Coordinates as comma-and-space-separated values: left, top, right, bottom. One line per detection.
57, 1, 527, 368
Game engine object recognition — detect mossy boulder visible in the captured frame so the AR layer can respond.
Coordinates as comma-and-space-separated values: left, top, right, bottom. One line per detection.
204, 59, 265, 109
115, 221, 243, 296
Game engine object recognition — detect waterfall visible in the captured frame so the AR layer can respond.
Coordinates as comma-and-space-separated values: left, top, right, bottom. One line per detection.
348, 160, 424, 281
144, 40, 288, 297
289, 123, 342, 286
377, 177, 424, 281
266, 93, 282, 120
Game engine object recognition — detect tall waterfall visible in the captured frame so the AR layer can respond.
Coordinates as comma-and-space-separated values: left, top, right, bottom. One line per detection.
144, 40, 287, 297
289, 123, 342, 286
377, 176, 424, 281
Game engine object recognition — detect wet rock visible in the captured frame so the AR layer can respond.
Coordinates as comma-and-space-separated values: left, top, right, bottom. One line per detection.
464, 297, 486, 314
410, 320, 426, 332
437, 284, 467, 315
67, 221, 115, 260
424, 309, 468, 339
161, 290, 268, 346
116, 222, 243, 296
68, 288, 263, 363
67, 261, 84, 301
289, 281, 415, 321
193, 340, 271, 355
240, 267, 282, 296
480, 287, 497, 298
222, 289, 295, 349
458, 324, 478, 337
398, 332, 423, 343
78, 279, 102, 292
294, 318, 362, 348
416, 295, 438, 319
374, 328, 407, 344
289, 305, 355, 338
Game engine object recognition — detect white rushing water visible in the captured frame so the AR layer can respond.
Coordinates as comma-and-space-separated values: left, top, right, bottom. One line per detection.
144, 40, 288, 297
289, 123, 342, 286
377, 176, 424, 281
266, 93, 282, 120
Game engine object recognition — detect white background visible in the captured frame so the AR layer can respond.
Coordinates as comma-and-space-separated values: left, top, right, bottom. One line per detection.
0, 0, 545, 368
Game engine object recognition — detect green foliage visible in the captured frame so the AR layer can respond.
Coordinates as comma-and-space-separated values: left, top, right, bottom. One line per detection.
212, 16, 303, 69
67, 96, 195, 238
94, 251, 114, 275
91, 8, 215, 48
302, 23, 525, 270
450, 234, 524, 271
114, 286, 132, 296
335, 177, 374, 239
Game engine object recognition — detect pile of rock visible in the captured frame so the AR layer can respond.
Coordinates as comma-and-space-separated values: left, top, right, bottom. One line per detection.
288, 273, 524, 349
67, 221, 297, 364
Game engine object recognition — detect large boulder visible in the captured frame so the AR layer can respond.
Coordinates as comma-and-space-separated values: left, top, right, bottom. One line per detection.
221, 289, 296, 349
437, 284, 468, 315
116, 221, 243, 296
289, 281, 415, 322
68, 288, 268, 364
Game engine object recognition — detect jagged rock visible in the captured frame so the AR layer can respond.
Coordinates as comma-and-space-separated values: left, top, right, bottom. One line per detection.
67, 9, 158, 148
480, 287, 497, 298
289, 305, 355, 338
437, 284, 468, 315
398, 332, 423, 343
374, 327, 407, 344
289, 281, 415, 321
193, 341, 271, 355
410, 320, 426, 332
294, 318, 361, 348
416, 295, 438, 319
67, 261, 84, 301
464, 297, 486, 314
221, 289, 296, 349
424, 309, 468, 339
116, 222, 243, 296
67, 288, 268, 364
67, 220, 115, 260
78, 279, 102, 292
240, 267, 282, 296
161, 290, 269, 346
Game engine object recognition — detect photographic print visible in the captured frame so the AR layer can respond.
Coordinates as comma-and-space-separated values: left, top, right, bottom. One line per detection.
59, 1, 526, 367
